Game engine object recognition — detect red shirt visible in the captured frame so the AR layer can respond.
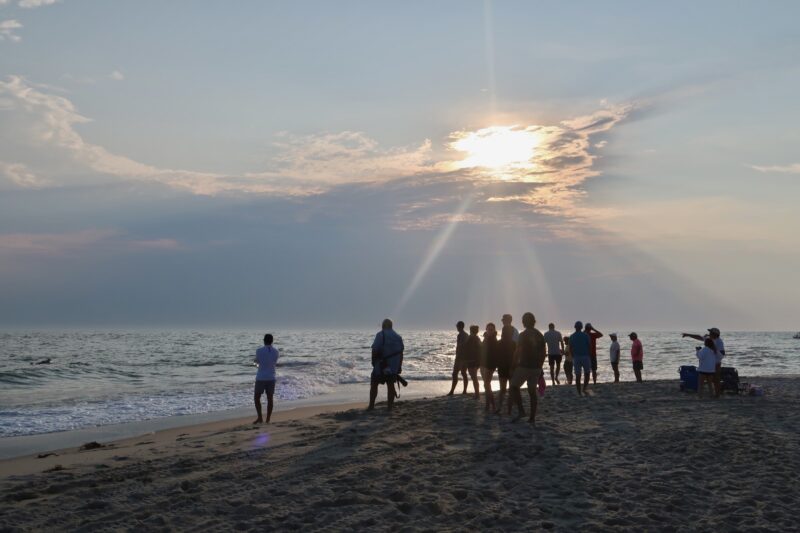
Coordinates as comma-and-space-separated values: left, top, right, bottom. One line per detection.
588, 331, 603, 358
631, 339, 643, 361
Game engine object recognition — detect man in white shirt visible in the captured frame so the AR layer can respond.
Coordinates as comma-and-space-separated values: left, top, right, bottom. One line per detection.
253, 333, 279, 424
609, 333, 621, 383
543, 323, 564, 385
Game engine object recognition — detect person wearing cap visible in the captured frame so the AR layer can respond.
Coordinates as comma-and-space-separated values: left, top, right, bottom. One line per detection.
584, 323, 604, 384
629, 332, 643, 382
501, 314, 520, 343
569, 321, 592, 395
681, 328, 725, 396
609, 333, 621, 383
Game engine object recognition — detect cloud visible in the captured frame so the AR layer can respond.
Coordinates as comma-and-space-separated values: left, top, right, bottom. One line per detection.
0, 161, 51, 188
0, 74, 635, 235
0, 229, 116, 255
751, 163, 800, 174
109, 70, 124, 81
18, 0, 59, 8
0, 19, 22, 42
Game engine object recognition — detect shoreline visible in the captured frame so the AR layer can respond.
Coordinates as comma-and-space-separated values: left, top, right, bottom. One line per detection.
2, 375, 797, 530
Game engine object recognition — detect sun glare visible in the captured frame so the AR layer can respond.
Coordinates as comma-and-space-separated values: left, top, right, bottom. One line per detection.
450, 126, 539, 177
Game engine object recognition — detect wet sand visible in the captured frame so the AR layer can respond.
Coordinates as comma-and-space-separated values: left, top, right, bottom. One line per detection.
1, 377, 797, 531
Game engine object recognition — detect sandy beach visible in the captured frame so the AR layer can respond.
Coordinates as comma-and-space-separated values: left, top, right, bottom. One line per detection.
1, 377, 798, 531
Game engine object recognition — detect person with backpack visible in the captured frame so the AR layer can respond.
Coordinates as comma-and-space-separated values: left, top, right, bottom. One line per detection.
368, 318, 404, 411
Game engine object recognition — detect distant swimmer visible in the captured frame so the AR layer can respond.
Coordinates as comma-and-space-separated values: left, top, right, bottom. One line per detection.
447, 321, 469, 396
368, 318, 405, 411
253, 333, 279, 424
33, 358, 51, 365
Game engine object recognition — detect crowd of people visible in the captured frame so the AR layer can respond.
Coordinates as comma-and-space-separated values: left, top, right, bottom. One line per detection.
250, 320, 727, 424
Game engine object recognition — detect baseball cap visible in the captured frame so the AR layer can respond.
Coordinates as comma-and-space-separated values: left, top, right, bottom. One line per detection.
628, 332, 637, 339
610, 332, 618, 338
708, 327, 720, 336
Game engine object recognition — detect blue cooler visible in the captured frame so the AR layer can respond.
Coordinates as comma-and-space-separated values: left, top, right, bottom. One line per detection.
679, 365, 698, 392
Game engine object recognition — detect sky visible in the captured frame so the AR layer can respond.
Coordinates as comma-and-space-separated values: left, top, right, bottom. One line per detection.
1, 1, 799, 330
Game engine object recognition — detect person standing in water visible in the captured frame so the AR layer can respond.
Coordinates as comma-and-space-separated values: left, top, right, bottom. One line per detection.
369, 318, 404, 411
253, 333, 279, 424
448, 321, 469, 395
481, 323, 499, 412
570, 321, 591, 396
609, 333, 621, 383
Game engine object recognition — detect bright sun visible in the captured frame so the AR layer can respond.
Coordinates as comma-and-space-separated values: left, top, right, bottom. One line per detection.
450, 125, 539, 175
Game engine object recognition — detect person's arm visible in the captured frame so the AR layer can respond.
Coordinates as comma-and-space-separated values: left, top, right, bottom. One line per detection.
591, 328, 603, 339
559, 334, 565, 353
682, 333, 704, 341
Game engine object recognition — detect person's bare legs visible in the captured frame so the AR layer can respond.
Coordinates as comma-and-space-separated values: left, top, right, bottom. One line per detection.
591, 362, 597, 384
511, 385, 525, 421
483, 370, 495, 411
253, 392, 263, 424
555, 359, 561, 384
634, 368, 642, 383
583, 371, 590, 394
549, 359, 556, 386
387, 380, 396, 411
448, 366, 459, 395
613, 363, 620, 383
461, 368, 469, 394
713, 364, 721, 397
468, 367, 480, 399
496, 377, 507, 414
528, 387, 538, 425
368, 378, 379, 410
265, 389, 274, 423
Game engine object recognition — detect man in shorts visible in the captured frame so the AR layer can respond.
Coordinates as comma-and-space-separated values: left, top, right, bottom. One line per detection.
447, 321, 469, 395
585, 323, 603, 384
609, 333, 621, 383
629, 332, 644, 382
569, 321, 591, 396
253, 333, 279, 424
509, 312, 546, 424
543, 323, 564, 386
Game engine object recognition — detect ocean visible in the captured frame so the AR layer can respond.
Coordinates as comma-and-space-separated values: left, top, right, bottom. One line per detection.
1, 329, 798, 437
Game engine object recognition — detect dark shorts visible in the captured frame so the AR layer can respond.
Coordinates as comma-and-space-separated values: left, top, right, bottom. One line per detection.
497, 365, 512, 380
254, 380, 276, 397
548, 354, 562, 365
699, 371, 715, 376
632, 360, 643, 371
611, 361, 619, 370
564, 361, 573, 374
591, 357, 598, 371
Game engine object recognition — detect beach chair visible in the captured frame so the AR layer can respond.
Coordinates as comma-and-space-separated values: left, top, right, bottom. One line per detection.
679, 365, 698, 392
